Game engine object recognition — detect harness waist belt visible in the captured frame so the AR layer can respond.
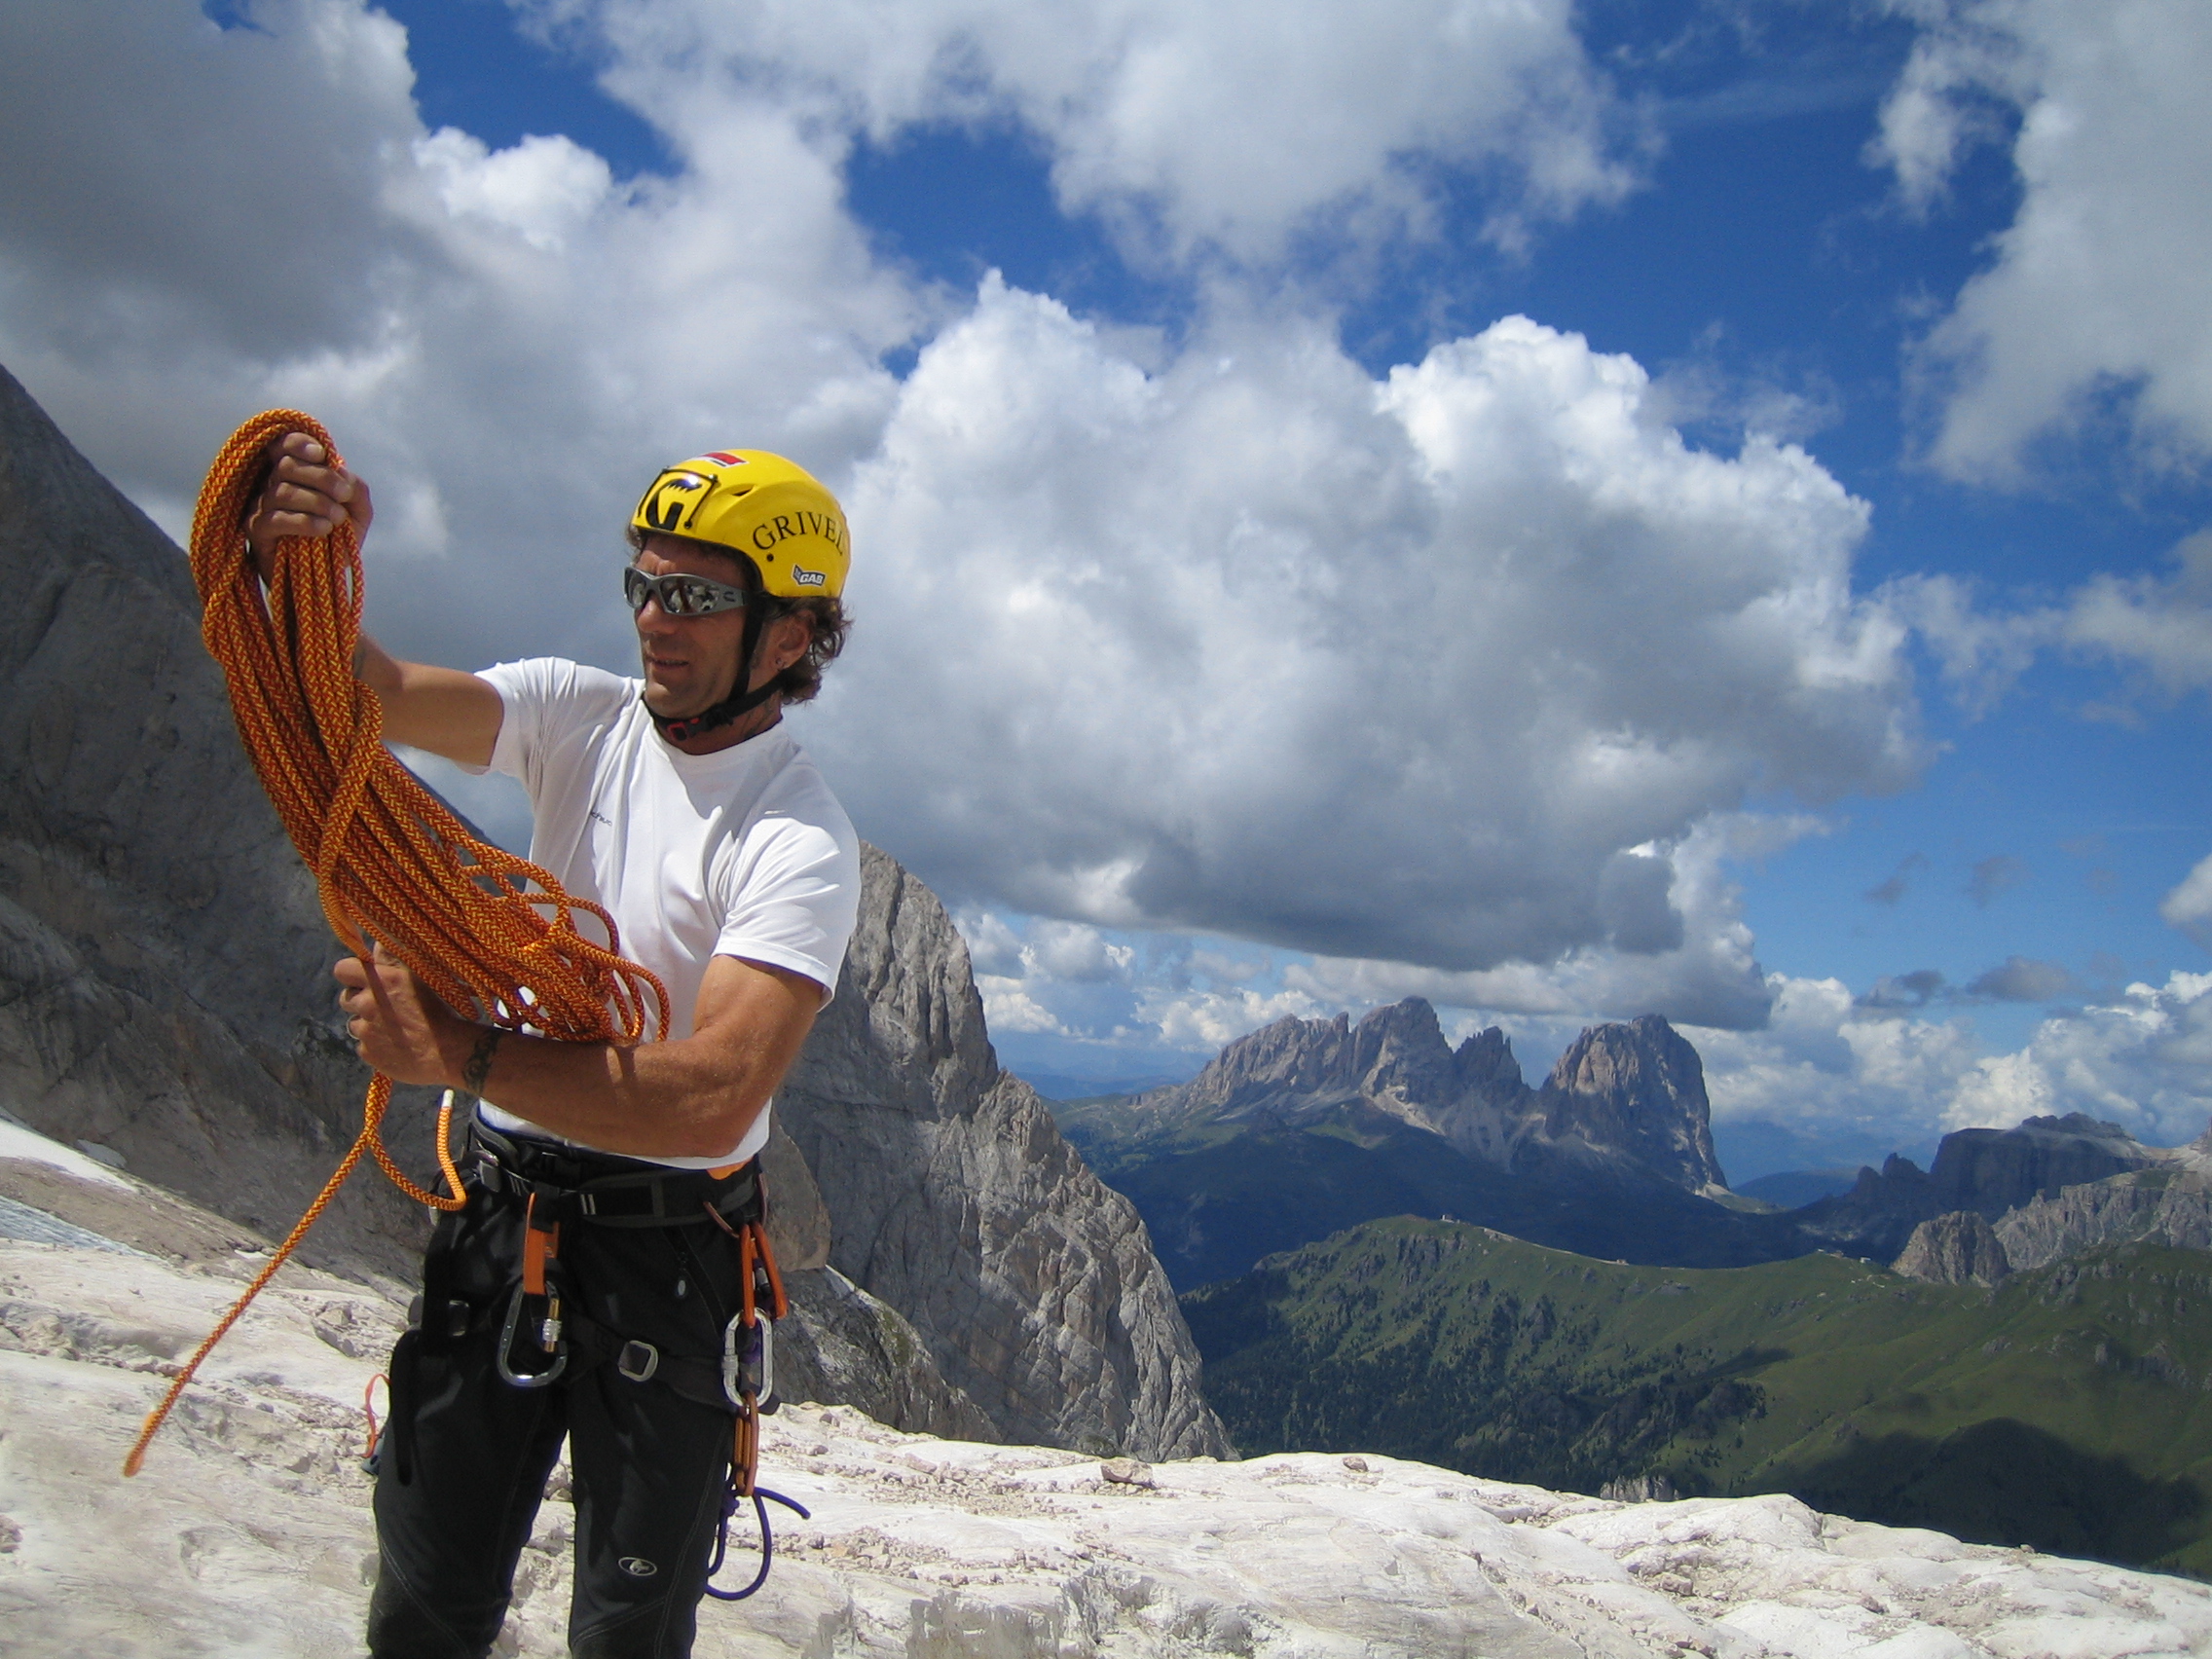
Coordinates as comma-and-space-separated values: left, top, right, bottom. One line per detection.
467, 1123, 761, 1227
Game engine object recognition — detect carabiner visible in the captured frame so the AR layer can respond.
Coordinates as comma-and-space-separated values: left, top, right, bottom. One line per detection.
721, 1312, 774, 1409
497, 1280, 568, 1389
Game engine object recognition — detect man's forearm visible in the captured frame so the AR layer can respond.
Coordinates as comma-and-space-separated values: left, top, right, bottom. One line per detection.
347, 635, 502, 764
447, 1023, 777, 1161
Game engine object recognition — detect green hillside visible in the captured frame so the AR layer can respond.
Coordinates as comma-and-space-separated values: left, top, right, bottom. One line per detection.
1184, 1218, 2212, 1575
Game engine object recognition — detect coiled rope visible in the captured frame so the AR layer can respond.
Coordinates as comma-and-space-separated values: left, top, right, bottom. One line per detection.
123, 410, 670, 1476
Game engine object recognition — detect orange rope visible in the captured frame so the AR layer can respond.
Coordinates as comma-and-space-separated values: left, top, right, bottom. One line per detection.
123, 411, 670, 1476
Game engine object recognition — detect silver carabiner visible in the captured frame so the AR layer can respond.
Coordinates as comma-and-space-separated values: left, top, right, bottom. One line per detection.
721, 1313, 774, 1408
497, 1280, 567, 1389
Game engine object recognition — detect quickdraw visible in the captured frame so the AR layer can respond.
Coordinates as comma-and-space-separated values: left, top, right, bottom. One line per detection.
497, 1193, 568, 1388
704, 1206, 803, 1601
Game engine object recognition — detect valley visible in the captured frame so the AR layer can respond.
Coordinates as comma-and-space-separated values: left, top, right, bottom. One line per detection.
1184, 1218, 2212, 1574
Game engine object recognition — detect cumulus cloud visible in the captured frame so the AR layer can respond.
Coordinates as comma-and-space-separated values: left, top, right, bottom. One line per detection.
537, 0, 1640, 267
1873, 0, 2212, 477
1940, 972, 2212, 1139
0, 0, 915, 674
819, 288, 1920, 988
1692, 969, 2212, 1151
4, 0, 1923, 1034
1895, 530, 2212, 723
1272, 816, 1810, 1031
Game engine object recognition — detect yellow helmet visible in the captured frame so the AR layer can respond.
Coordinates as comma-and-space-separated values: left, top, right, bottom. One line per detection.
630, 450, 850, 601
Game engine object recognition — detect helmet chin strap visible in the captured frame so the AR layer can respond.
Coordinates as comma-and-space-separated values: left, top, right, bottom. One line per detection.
649, 605, 780, 744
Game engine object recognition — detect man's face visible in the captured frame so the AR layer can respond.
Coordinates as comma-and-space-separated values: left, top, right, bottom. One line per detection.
632, 533, 755, 719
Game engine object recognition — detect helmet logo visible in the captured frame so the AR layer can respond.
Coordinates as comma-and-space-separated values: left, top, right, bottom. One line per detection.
750, 509, 844, 556
790, 566, 826, 588
702, 452, 748, 467
640, 472, 708, 533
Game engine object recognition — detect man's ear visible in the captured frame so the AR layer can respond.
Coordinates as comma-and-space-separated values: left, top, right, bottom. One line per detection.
769, 608, 815, 673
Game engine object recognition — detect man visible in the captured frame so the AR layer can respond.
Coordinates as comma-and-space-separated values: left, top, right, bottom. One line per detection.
245, 433, 862, 1657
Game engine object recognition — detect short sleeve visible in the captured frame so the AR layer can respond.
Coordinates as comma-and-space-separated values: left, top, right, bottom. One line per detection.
478, 657, 631, 788
714, 802, 862, 1005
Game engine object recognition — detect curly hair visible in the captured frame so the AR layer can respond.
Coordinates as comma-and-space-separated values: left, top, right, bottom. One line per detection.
754, 593, 850, 704
626, 527, 850, 703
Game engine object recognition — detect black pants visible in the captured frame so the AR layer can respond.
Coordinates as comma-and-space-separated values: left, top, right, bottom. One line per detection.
367, 1171, 755, 1658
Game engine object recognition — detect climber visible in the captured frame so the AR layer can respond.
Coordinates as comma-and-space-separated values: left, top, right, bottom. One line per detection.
244, 432, 862, 1658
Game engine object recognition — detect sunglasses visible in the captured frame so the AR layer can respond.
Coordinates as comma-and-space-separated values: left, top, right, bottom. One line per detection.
624, 565, 750, 617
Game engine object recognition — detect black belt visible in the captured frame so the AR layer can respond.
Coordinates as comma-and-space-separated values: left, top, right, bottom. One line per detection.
466, 1122, 762, 1228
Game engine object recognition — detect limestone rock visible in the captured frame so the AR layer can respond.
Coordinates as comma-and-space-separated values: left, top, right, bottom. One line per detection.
0, 361, 439, 1279
773, 1266, 998, 1442
1124, 999, 1726, 1196
1995, 1156, 2212, 1272
12, 1210, 2212, 1659
1535, 1014, 1726, 1194
1892, 1210, 2012, 1285
1801, 1113, 2180, 1261
778, 846, 1232, 1460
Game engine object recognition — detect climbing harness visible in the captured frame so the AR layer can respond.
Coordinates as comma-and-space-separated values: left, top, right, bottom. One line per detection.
124, 410, 671, 1477
458, 1120, 804, 1596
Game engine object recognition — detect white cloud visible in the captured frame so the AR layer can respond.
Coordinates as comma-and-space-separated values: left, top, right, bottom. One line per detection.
538, 0, 1639, 267
819, 286, 1920, 982
1134, 981, 1325, 1052
952, 910, 1027, 977
1682, 967, 2212, 1153
0, 0, 915, 672
1022, 920, 1133, 983
1874, 0, 2212, 477
1939, 972, 2212, 1140
975, 975, 1065, 1034
1278, 816, 1818, 1031
2160, 851, 2212, 952
2, 0, 1928, 1028
1891, 530, 2212, 722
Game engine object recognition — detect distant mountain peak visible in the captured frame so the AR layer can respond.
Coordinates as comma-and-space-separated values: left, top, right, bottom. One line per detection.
1138, 999, 1726, 1198
1537, 1015, 1726, 1195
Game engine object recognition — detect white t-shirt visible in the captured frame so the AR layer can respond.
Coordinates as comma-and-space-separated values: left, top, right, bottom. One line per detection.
472, 657, 861, 1168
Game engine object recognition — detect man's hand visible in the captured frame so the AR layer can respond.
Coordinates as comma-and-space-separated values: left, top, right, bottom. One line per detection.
245, 431, 374, 582
335, 942, 471, 1088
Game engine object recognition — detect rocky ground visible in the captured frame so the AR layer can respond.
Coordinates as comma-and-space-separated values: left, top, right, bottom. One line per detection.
4, 1127, 2210, 1658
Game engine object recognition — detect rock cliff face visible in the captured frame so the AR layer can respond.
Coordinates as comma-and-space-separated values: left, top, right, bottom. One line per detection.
1892, 1210, 2012, 1285
0, 362, 438, 1278
776, 847, 1232, 1460
1800, 1113, 2179, 1260
1131, 998, 1724, 1195
1994, 1138, 2212, 1272
1538, 1015, 1725, 1194
0, 365, 1211, 1456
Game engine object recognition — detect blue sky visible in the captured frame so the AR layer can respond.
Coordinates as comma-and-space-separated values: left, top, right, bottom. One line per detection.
5, 0, 2210, 1178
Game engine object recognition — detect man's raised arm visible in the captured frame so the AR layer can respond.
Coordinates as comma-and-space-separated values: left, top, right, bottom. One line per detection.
245, 430, 502, 767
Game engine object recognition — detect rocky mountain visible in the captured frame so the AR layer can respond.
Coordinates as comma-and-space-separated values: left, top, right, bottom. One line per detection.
1797, 1113, 2181, 1260
1994, 1137, 2212, 1272
1893, 1210, 2012, 1286
1122, 999, 1725, 1193
776, 846, 1229, 1459
1185, 1214, 2212, 1576
0, 363, 1218, 1460
13, 1176, 2203, 1658
1054, 999, 1779, 1287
